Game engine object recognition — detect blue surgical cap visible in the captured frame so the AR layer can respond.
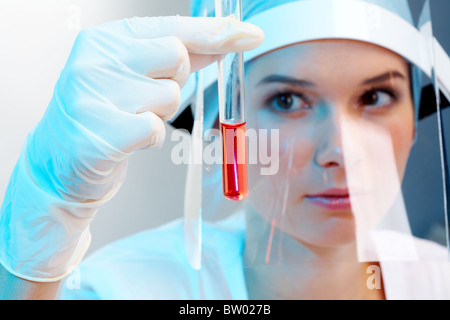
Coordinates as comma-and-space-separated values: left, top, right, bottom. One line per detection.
190, 0, 414, 25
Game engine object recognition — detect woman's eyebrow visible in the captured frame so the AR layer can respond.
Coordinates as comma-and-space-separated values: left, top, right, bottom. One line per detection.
256, 75, 316, 88
362, 71, 406, 85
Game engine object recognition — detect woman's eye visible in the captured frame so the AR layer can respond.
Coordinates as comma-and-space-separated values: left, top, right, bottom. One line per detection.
360, 90, 395, 108
269, 93, 311, 112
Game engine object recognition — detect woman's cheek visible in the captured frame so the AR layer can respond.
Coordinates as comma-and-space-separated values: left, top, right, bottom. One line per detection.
386, 109, 415, 180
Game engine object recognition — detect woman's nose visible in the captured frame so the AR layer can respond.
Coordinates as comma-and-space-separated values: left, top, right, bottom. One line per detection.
314, 110, 345, 169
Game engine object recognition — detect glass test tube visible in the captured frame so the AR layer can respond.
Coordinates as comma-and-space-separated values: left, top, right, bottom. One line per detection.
216, 0, 248, 201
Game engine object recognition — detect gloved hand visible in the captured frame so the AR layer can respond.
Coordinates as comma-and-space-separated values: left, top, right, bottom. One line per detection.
0, 16, 264, 282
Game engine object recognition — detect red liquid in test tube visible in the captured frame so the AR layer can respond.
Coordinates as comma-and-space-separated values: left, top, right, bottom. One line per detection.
221, 122, 248, 201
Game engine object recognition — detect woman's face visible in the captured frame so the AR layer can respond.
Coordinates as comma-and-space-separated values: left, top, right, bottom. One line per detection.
245, 40, 415, 249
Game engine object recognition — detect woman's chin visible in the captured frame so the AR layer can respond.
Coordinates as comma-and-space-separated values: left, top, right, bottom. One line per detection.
286, 209, 358, 250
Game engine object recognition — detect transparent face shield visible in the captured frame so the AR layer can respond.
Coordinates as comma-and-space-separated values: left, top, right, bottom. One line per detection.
240, 0, 450, 267
183, 0, 450, 278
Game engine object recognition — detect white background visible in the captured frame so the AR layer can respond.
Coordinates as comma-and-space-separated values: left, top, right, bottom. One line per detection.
0, 0, 449, 256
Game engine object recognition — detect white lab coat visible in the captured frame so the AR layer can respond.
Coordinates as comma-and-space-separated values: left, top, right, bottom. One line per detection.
59, 212, 450, 300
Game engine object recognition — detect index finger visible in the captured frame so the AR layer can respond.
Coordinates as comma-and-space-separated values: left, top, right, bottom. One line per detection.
102, 15, 265, 55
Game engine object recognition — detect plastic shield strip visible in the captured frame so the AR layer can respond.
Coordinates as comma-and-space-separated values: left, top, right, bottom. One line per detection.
184, 70, 204, 270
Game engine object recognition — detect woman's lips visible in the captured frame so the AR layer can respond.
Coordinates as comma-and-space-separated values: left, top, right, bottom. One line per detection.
305, 188, 352, 211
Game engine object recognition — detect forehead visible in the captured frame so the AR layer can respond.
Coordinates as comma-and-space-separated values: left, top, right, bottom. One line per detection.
246, 40, 409, 84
